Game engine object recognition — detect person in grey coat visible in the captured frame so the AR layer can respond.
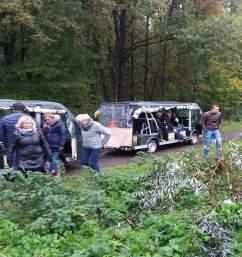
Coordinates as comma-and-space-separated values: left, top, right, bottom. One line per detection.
76, 114, 111, 172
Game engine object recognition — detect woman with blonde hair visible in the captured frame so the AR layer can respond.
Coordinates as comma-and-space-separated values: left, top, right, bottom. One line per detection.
7, 115, 52, 173
43, 113, 66, 175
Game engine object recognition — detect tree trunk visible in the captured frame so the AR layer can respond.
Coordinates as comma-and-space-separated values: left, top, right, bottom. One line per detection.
129, 17, 135, 100
130, 33, 135, 100
143, 16, 150, 100
112, 9, 127, 101
20, 25, 27, 62
3, 39, 16, 65
160, 42, 167, 99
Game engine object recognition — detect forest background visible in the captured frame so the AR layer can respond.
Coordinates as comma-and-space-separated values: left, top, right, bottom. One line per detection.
0, 0, 242, 115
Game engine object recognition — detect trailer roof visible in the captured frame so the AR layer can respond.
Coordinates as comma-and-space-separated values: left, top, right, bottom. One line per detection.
0, 99, 68, 110
101, 101, 201, 109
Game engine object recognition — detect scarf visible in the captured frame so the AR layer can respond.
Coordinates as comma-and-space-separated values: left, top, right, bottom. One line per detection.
81, 120, 94, 131
18, 127, 37, 135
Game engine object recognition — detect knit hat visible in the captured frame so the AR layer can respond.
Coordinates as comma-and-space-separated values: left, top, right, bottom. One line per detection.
76, 114, 91, 122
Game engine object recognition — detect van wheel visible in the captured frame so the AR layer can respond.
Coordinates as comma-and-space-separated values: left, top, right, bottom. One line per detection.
190, 133, 198, 145
147, 139, 158, 153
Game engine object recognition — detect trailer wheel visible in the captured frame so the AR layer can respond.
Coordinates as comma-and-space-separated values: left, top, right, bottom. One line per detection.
190, 132, 198, 145
147, 139, 158, 153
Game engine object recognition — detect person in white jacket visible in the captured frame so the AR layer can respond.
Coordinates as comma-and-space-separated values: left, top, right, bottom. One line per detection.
76, 114, 111, 172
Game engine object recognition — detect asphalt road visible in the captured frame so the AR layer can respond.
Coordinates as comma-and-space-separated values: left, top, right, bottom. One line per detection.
66, 130, 242, 176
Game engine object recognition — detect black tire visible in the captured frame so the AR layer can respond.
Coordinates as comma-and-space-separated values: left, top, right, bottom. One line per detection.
190, 132, 198, 145
147, 139, 158, 153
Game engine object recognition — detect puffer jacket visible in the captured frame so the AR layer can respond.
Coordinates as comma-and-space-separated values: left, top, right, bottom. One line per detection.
0, 111, 25, 149
81, 120, 111, 149
8, 129, 52, 171
45, 120, 66, 151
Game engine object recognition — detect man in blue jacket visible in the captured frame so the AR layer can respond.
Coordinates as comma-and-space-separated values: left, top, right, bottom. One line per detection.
0, 102, 27, 168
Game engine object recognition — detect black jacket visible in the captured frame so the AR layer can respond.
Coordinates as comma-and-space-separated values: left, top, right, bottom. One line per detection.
44, 120, 66, 150
8, 129, 52, 171
160, 113, 174, 132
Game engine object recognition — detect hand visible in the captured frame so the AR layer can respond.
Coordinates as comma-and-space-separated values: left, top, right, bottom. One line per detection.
59, 146, 64, 152
72, 154, 77, 160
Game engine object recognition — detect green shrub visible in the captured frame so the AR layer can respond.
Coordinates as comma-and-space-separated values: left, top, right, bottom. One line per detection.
0, 141, 241, 256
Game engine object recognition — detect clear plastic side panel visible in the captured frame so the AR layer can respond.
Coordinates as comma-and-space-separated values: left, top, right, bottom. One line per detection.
99, 105, 133, 128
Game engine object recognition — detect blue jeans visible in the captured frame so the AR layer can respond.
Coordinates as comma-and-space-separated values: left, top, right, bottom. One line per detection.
175, 131, 184, 140
48, 151, 60, 173
81, 147, 101, 172
204, 130, 222, 159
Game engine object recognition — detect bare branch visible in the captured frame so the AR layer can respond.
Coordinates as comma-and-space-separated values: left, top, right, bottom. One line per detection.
124, 37, 176, 61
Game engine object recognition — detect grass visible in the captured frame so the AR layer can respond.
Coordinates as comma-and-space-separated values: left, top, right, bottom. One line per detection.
171, 138, 242, 160
221, 120, 242, 133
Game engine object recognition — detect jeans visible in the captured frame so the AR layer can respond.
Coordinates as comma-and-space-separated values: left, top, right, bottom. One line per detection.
48, 151, 60, 173
175, 131, 184, 140
204, 130, 222, 159
81, 147, 101, 172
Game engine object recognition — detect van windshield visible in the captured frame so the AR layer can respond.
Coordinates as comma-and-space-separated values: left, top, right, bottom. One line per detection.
99, 104, 133, 128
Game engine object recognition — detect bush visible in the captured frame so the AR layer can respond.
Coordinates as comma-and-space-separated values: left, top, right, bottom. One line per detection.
0, 141, 241, 256
231, 108, 242, 122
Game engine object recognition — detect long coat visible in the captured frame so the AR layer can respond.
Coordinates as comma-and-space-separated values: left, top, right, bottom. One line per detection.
8, 129, 52, 171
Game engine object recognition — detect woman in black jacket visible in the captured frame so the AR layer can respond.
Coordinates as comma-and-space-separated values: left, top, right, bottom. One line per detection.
43, 113, 66, 175
8, 116, 52, 173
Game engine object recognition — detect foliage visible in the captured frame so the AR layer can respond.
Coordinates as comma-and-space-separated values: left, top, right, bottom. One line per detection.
0, 140, 242, 256
199, 217, 233, 257
231, 108, 242, 122
0, 0, 242, 114
133, 154, 208, 210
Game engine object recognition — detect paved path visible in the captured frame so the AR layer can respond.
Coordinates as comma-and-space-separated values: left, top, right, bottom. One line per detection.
66, 130, 241, 176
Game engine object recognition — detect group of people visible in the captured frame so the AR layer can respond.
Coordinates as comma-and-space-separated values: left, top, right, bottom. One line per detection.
0, 101, 224, 175
154, 105, 223, 160
0, 103, 111, 175
0, 102, 66, 175
154, 109, 184, 141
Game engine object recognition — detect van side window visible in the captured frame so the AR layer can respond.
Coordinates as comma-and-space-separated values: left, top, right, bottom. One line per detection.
192, 110, 201, 123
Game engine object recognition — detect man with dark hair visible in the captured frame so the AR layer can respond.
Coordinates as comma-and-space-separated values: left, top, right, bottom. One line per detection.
202, 104, 223, 160
0, 102, 27, 151
160, 110, 184, 141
